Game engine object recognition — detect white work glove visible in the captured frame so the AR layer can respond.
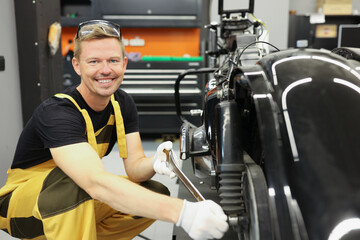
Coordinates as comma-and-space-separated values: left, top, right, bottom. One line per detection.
176, 199, 229, 240
152, 141, 179, 179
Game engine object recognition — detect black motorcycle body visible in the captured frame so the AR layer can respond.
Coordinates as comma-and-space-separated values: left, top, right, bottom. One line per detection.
248, 48, 360, 239
176, 48, 360, 239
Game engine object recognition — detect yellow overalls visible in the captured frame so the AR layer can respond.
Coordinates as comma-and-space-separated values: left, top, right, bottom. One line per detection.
0, 94, 169, 240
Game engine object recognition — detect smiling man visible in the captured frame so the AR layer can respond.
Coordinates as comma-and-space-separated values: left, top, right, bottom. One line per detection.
0, 20, 229, 240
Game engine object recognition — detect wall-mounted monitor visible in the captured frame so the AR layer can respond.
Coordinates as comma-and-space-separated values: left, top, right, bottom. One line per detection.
337, 24, 360, 48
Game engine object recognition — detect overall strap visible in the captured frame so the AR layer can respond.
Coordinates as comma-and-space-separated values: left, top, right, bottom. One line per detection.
54, 93, 128, 159
54, 93, 99, 155
111, 95, 127, 158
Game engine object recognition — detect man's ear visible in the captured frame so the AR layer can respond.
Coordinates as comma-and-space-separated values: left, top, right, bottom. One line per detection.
123, 56, 128, 70
72, 57, 81, 76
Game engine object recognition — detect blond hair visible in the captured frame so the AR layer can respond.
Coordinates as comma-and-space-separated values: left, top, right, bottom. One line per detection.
74, 24, 125, 60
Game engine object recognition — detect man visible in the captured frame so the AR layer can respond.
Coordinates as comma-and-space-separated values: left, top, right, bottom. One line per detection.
0, 20, 228, 239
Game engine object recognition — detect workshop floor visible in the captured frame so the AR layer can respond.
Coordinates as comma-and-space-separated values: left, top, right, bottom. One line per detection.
109, 137, 182, 240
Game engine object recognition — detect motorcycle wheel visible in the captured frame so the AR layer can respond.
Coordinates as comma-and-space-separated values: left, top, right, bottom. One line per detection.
238, 156, 272, 240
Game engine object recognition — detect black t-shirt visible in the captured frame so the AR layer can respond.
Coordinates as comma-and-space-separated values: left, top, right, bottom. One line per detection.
11, 86, 139, 169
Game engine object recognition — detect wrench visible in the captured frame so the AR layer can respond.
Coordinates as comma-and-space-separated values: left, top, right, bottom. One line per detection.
163, 149, 205, 202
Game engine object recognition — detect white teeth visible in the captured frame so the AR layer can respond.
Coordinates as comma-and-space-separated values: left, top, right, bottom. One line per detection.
98, 79, 112, 83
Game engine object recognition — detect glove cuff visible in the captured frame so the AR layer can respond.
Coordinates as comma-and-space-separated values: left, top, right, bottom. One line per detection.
176, 199, 187, 227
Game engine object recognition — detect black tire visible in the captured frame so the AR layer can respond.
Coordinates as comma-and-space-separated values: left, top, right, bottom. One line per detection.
240, 156, 273, 240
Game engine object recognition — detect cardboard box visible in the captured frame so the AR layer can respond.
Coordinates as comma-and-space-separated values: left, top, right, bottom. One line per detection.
316, 3, 352, 15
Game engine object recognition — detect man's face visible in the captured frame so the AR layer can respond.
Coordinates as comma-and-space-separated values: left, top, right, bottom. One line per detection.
72, 38, 127, 98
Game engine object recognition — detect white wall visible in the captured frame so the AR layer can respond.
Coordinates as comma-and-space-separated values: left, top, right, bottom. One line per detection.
0, 0, 23, 187
254, 0, 289, 50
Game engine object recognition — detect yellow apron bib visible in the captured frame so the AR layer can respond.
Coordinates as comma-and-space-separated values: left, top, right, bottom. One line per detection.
54, 93, 127, 159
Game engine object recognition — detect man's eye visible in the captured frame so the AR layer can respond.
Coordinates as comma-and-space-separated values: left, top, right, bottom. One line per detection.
110, 59, 119, 63
89, 60, 97, 64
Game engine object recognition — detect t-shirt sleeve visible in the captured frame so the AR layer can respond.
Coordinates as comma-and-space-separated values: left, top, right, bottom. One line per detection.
119, 90, 139, 134
34, 100, 87, 148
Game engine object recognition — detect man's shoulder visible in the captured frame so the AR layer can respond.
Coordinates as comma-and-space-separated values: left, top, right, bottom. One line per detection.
35, 88, 83, 121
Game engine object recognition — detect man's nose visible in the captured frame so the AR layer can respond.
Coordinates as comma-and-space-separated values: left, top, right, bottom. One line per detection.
100, 61, 112, 74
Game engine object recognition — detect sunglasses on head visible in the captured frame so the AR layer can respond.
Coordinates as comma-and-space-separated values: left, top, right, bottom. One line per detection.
76, 20, 122, 40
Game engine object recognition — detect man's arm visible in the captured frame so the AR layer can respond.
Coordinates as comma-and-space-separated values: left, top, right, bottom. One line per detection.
50, 142, 183, 223
122, 132, 155, 182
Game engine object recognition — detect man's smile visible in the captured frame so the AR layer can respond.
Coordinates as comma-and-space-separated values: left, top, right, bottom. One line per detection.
97, 79, 113, 83
95, 75, 117, 86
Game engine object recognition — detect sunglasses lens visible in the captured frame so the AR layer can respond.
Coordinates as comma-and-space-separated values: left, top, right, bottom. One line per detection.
76, 20, 121, 39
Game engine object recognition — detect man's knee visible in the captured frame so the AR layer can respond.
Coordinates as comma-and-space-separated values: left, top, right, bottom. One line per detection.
140, 180, 170, 196
38, 167, 91, 218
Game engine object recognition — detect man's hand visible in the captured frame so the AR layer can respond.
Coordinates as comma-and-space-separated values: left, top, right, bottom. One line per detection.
176, 200, 229, 240
152, 141, 179, 179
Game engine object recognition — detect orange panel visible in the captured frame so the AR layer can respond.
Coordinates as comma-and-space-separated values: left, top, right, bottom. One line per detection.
123, 28, 200, 57
61, 27, 200, 57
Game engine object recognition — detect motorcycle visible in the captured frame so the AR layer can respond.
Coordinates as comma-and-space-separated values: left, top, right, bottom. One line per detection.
173, 0, 360, 239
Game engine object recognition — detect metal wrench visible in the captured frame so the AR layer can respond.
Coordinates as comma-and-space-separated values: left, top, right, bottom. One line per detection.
164, 150, 240, 235
163, 149, 205, 202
